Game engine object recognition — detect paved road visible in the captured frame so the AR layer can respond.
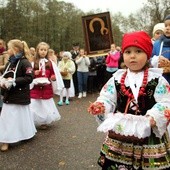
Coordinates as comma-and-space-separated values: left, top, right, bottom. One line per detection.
0, 93, 105, 170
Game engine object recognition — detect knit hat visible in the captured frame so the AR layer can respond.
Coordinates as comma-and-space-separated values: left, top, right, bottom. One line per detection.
122, 31, 153, 59
63, 51, 72, 59
164, 14, 170, 21
152, 23, 165, 35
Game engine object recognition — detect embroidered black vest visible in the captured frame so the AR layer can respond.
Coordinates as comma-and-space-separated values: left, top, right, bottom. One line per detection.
115, 78, 159, 116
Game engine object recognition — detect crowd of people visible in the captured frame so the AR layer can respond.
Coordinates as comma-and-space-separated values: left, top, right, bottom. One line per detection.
0, 37, 108, 152
0, 12, 170, 170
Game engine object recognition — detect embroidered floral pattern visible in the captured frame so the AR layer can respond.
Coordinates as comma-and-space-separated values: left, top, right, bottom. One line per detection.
103, 84, 114, 94
155, 84, 167, 94
153, 103, 166, 111
115, 124, 124, 133
97, 115, 105, 122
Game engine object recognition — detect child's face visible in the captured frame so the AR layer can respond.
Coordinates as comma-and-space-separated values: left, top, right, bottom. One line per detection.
38, 45, 48, 58
154, 30, 164, 40
80, 49, 84, 56
7, 44, 18, 57
48, 51, 54, 57
111, 44, 116, 51
63, 55, 69, 60
7, 47, 14, 57
164, 19, 170, 37
123, 46, 147, 72
30, 48, 35, 56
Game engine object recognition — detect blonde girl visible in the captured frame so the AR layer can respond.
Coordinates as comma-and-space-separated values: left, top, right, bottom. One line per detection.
0, 39, 36, 151
30, 42, 61, 129
48, 48, 57, 64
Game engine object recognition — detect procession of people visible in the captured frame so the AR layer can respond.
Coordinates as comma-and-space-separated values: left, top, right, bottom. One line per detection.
0, 6, 170, 169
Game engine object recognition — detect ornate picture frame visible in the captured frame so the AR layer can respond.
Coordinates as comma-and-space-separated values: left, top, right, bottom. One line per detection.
82, 12, 113, 56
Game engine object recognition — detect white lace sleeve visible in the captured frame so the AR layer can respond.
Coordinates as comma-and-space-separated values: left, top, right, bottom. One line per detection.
95, 76, 117, 124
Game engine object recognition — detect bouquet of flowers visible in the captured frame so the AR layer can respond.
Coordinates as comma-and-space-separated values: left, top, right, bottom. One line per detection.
88, 102, 105, 115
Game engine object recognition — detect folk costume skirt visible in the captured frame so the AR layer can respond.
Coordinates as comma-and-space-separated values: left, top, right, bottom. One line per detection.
30, 98, 61, 126
98, 131, 170, 170
0, 103, 37, 143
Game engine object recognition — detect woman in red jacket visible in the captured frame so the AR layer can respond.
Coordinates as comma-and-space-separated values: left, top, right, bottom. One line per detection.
30, 42, 61, 130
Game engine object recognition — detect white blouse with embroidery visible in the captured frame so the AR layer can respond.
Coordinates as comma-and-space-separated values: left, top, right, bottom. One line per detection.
95, 68, 170, 139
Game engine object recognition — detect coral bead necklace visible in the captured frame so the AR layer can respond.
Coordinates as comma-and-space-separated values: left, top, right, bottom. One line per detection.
120, 69, 148, 99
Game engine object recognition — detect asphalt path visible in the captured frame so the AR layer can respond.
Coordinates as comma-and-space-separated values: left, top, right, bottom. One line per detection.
0, 93, 105, 170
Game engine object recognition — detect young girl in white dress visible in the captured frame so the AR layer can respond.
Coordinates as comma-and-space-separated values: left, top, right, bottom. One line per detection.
0, 39, 36, 151
30, 42, 61, 129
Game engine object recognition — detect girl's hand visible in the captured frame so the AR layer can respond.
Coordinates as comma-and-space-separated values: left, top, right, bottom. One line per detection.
146, 115, 156, 127
158, 56, 170, 67
64, 68, 68, 72
88, 102, 105, 115
50, 75, 56, 81
7, 77, 13, 80
34, 70, 40, 76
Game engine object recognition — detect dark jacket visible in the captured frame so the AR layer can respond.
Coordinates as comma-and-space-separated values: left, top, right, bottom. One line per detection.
1, 57, 33, 105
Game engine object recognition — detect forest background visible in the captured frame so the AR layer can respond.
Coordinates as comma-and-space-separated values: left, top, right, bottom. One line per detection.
0, 0, 170, 52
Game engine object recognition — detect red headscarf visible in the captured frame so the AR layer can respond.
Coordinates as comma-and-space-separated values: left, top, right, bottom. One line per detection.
122, 31, 153, 59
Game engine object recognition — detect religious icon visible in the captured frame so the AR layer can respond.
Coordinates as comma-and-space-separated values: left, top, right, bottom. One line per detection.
82, 12, 113, 56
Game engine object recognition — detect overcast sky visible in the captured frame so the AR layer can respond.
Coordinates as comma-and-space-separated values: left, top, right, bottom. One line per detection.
58, 0, 147, 16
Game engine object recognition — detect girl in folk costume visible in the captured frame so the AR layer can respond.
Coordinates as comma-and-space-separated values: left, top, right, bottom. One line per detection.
57, 51, 75, 105
0, 39, 36, 151
88, 31, 170, 170
30, 42, 61, 130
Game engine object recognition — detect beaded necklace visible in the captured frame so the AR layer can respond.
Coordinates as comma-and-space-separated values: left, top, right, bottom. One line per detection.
120, 69, 148, 99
